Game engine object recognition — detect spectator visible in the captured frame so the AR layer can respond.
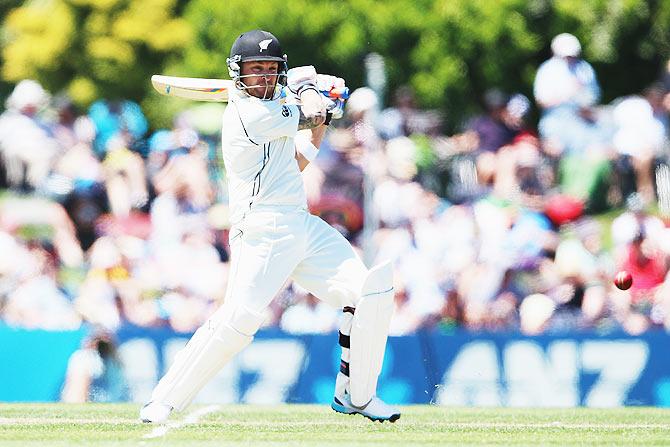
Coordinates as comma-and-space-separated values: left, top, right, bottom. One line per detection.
617, 230, 668, 301
534, 33, 600, 111
74, 236, 127, 330
377, 86, 442, 139
377, 86, 418, 140
611, 95, 666, 204
0, 195, 84, 267
61, 330, 129, 403
610, 229, 669, 336
471, 94, 531, 193
643, 83, 670, 138
611, 194, 666, 251
388, 281, 423, 336
534, 34, 610, 213
88, 99, 148, 157
504, 94, 532, 134
466, 89, 516, 154
0, 80, 60, 191
102, 134, 149, 217
519, 293, 555, 335
53, 115, 108, 250
1, 238, 81, 330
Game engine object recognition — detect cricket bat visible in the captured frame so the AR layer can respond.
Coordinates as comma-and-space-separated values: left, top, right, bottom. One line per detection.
151, 75, 233, 102
151, 74, 349, 103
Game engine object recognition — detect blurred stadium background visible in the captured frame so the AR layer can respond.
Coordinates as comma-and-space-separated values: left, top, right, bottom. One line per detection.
0, 0, 670, 409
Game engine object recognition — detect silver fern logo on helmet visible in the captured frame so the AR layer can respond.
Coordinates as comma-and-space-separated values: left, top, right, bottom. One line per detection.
258, 39, 272, 52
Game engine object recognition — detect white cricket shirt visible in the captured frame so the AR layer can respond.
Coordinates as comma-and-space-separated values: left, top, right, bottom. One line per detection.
221, 88, 306, 224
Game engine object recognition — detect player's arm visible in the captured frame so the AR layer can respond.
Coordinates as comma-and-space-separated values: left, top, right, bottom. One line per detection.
290, 66, 345, 169
295, 125, 327, 171
295, 151, 310, 171
297, 92, 328, 129
310, 122, 328, 147
295, 151, 308, 170
289, 66, 328, 130
293, 74, 327, 169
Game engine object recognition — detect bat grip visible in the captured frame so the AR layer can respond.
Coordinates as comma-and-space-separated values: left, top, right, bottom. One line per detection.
320, 87, 350, 100
324, 111, 333, 126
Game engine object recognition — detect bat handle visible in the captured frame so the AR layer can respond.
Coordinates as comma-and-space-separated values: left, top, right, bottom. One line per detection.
320, 86, 350, 100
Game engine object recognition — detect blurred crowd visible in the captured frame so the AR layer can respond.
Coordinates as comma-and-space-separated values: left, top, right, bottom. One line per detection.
0, 33, 669, 342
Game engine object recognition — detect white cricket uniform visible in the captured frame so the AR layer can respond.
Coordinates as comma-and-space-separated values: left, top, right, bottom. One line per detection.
147, 87, 379, 413
217, 87, 368, 326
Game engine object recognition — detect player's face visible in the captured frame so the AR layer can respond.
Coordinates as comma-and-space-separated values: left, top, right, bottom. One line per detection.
240, 61, 279, 99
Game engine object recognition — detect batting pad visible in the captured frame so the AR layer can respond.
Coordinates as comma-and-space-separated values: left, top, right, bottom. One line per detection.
334, 309, 354, 399
349, 261, 394, 407
150, 305, 265, 411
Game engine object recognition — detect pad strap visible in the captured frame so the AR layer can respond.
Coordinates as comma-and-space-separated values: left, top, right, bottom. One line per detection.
338, 331, 350, 349
339, 360, 350, 376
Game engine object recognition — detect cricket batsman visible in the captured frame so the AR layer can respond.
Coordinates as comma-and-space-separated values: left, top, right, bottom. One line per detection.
140, 29, 400, 423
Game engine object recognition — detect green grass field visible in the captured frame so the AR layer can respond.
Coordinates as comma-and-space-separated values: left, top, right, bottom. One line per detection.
1, 404, 669, 446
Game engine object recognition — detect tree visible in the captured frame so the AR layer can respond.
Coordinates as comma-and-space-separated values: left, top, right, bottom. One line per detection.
171, 0, 542, 128
2, 0, 668, 130
1, 0, 192, 108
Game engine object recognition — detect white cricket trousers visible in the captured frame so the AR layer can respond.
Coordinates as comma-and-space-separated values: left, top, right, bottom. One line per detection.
224, 206, 369, 318
150, 206, 368, 410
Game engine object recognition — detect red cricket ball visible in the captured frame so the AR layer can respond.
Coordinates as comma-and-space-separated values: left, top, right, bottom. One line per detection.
614, 270, 633, 290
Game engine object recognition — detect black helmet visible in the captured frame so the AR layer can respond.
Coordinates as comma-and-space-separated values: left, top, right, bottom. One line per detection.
229, 30, 286, 64
227, 30, 288, 98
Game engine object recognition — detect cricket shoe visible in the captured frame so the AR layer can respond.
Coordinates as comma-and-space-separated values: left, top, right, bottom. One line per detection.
331, 391, 401, 423
139, 401, 173, 423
